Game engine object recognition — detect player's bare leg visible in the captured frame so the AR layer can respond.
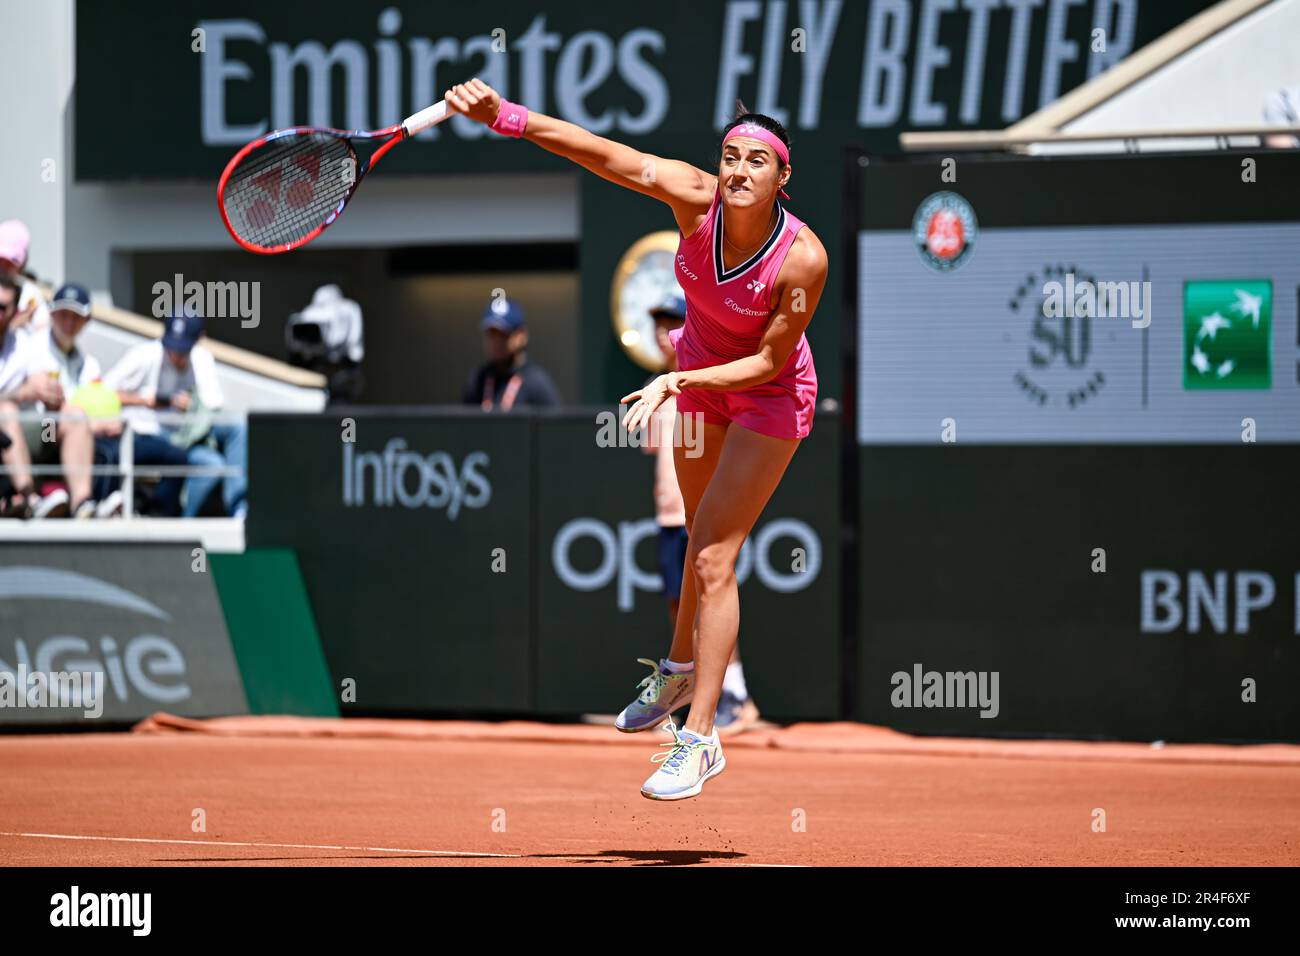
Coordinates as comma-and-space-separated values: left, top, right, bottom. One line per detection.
678, 425, 798, 738
667, 418, 727, 665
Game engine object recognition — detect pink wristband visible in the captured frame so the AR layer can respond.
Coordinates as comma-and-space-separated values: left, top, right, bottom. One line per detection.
491, 100, 529, 137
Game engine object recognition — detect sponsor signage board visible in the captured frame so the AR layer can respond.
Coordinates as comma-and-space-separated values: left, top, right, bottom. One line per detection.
0, 544, 248, 724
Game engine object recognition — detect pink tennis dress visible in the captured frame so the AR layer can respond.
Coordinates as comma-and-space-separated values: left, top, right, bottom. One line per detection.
669, 191, 817, 440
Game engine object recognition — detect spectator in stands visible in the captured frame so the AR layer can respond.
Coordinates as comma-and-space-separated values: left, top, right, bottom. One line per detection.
1, 283, 104, 518
0, 273, 37, 516
103, 312, 247, 518
0, 219, 51, 332
1262, 86, 1300, 148
462, 296, 561, 410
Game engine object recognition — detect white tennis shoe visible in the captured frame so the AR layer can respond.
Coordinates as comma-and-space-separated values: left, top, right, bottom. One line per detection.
640, 722, 726, 801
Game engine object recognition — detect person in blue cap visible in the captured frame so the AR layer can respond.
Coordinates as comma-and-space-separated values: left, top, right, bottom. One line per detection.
102, 311, 246, 517
461, 295, 560, 410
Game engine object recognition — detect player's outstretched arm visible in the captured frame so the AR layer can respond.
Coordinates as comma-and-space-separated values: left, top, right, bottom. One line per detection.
445, 79, 716, 214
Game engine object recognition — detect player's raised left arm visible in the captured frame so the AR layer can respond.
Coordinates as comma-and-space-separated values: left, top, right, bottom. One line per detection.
677, 231, 827, 393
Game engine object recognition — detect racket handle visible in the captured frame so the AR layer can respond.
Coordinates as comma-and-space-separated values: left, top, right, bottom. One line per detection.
402, 100, 450, 136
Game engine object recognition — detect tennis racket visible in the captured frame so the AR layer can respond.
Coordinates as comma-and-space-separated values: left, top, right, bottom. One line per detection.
217, 101, 451, 254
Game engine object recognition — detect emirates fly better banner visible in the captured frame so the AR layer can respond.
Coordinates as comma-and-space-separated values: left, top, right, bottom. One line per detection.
75, 0, 1216, 180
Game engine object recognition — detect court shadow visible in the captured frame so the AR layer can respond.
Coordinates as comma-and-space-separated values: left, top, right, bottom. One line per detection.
523, 849, 747, 867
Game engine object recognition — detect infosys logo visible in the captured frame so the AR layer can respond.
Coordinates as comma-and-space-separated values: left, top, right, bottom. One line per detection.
342, 439, 491, 518
0, 568, 192, 706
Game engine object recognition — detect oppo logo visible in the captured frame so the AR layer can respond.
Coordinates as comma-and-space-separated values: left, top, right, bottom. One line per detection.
552, 517, 821, 611
342, 439, 491, 518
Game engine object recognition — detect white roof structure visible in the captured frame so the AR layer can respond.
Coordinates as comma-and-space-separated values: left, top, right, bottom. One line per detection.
903, 0, 1300, 154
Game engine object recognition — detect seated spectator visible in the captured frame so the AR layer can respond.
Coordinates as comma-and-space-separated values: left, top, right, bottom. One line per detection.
0, 219, 51, 333
1262, 85, 1300, 149
103, 312, 247, 518
462, 297, 561, 410
0, 283, 103, 518
0, 272, 39, 516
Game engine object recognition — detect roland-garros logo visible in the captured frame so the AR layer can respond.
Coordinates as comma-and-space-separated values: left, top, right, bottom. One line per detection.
913, 191, 977, 273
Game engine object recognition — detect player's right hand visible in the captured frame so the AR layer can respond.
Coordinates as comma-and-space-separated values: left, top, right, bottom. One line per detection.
620, 373, 683, 434
444, 79, 502, 127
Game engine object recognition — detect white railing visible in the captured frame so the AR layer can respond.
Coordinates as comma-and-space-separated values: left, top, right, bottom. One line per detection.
0, 410, 245, 520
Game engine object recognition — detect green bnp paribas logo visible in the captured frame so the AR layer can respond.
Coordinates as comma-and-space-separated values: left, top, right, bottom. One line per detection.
1183, 280, 1271, 390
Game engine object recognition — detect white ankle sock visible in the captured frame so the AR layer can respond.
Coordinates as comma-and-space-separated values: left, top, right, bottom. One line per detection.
723, 661, 748, 698
663, 658, 694, 673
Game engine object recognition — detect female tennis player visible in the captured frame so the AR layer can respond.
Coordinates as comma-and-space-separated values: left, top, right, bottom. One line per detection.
446, 79, 826, 801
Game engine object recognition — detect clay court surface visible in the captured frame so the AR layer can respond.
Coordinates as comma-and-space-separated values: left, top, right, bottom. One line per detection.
2, 715, 1298, 867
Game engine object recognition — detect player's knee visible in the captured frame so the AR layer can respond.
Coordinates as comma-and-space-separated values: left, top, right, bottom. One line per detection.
690, 541, 735, 594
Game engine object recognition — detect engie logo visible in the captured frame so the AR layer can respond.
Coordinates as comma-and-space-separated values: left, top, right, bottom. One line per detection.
0, 568, 193, 708
342, 439, 491, 519
552, 517, 821, 611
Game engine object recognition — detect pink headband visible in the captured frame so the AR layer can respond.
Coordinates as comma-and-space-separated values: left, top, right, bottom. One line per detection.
723, 123, 790, 198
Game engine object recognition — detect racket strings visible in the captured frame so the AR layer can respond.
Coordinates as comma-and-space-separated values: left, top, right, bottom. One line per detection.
221, 133, 356, 250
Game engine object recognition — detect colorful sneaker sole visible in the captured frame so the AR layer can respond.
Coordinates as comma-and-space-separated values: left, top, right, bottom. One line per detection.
640, 755, 726, 801
615, 691, 694, 733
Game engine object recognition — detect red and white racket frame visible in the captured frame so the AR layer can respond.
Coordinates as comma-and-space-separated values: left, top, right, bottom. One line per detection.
216, 100, 450, 255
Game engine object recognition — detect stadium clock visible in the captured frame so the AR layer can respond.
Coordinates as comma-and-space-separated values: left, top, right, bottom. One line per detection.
610, 230, 681, 372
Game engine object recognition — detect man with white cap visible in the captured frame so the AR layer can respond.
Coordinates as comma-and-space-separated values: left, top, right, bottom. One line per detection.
2, 282, 101, 517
